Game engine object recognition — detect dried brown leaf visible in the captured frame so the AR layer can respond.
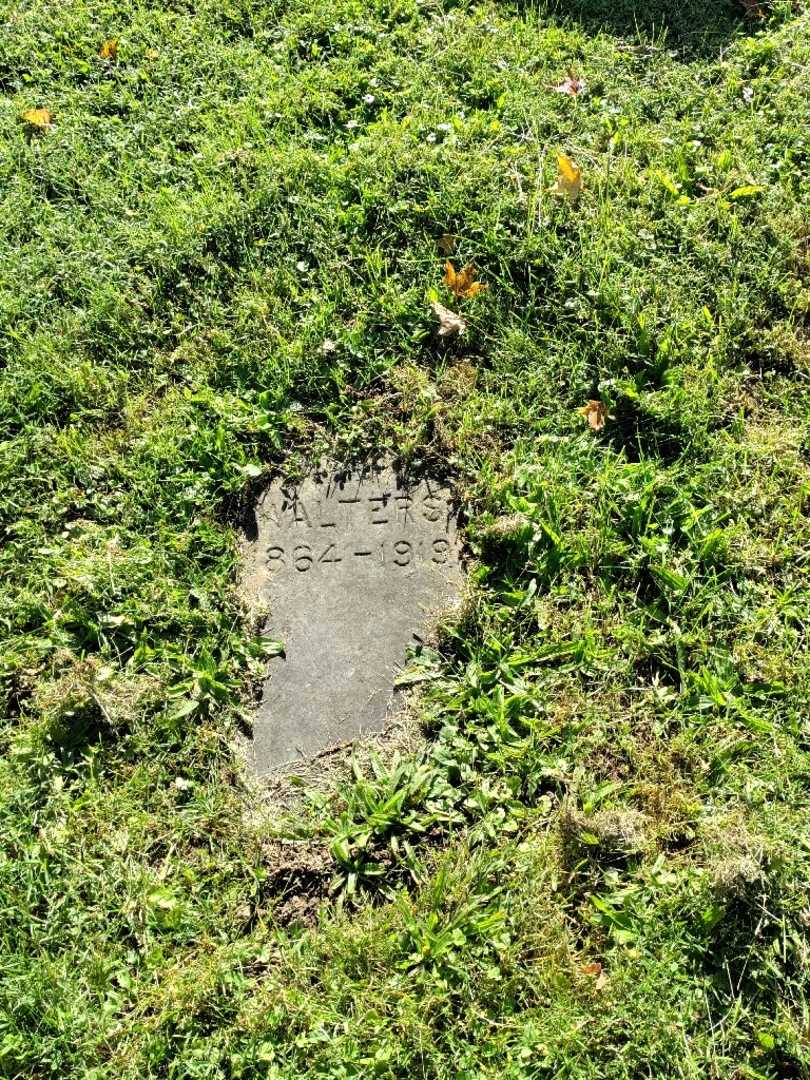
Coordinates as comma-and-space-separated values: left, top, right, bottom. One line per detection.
437, 233, 456, 255
580, 400, 607, 431
553, 70, 586, 96
431, 301, 466, 338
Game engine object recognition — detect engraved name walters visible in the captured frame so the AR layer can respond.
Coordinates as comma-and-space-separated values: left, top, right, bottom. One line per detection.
263, 490, 449, 531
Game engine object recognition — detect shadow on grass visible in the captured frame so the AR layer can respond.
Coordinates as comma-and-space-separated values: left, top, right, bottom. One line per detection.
528, 0, 750, 58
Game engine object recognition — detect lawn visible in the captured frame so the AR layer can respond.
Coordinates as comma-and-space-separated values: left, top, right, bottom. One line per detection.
1, 0, 809, 1076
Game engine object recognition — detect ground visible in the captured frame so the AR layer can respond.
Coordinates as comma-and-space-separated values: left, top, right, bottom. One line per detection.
1, 0, 809, 1076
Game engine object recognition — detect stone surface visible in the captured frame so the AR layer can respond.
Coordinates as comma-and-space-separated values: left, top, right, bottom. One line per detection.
244, 467, 463, 773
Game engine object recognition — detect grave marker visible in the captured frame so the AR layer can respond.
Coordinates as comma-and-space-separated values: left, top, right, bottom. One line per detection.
244, 467, 463, 773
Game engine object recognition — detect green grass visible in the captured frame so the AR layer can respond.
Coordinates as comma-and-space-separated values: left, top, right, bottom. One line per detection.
1, 0, 810, 1075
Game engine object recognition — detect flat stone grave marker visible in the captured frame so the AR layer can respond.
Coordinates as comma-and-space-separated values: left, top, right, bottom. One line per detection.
244, 467, 463, 773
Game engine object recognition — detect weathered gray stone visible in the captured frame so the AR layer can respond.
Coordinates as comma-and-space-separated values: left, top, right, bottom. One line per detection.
244, 467, 463, 774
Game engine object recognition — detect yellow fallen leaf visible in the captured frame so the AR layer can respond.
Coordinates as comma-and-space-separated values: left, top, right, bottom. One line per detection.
580, 400, 607, 431
443, 261, 488, 299
431, 301, 466, 338
551, 153, 583, 202
21, 107, 52, 130
594, 969, 609, 991
99, 38, 119, 60
728, 184, 764, 200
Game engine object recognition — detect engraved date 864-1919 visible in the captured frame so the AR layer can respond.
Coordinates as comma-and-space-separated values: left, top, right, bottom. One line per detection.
266, 537, 451, 573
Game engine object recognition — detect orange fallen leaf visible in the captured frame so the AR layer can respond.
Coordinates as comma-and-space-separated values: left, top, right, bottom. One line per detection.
580, 400, 607, 431
579, 961, 608, 988
553, 70, 586, 96
99, 38, 119, 60
21, 107, 52, 130
431, 301, 466, 338
551, 153, 583, 202
443, 261, 488, 299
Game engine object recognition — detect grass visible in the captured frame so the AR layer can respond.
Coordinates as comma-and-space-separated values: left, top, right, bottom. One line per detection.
1, 0, 809, 1075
